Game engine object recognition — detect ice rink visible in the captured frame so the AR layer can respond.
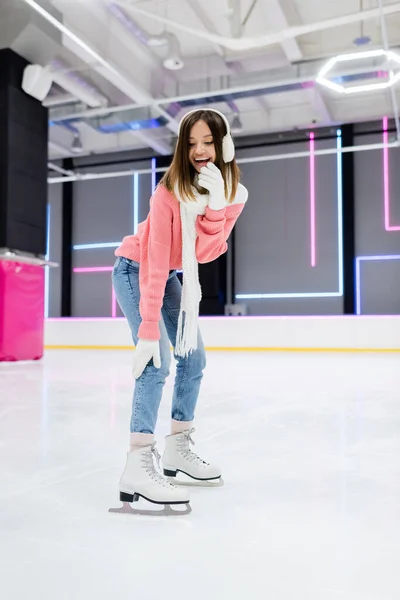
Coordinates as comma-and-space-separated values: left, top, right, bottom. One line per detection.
1, 349, 399, 600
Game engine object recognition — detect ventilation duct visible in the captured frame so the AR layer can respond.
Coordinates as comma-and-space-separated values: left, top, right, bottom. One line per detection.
49, 59, 108, 108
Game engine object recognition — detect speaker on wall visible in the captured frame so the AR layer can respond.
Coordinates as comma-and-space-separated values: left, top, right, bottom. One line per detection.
22, 64, 53, 102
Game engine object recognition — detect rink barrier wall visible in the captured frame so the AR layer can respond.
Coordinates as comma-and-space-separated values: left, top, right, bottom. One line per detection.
45, 316, 400, 352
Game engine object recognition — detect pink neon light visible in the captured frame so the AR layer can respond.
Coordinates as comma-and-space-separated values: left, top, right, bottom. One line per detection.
383, 117, 390, 229
111, 287, 117, 318
310, 132, 316, 267
46, 315, 400, 322
47, 317, 125, 321
73, 266, 113, 273
383, 117, 400, 232
73, 266, 117, 317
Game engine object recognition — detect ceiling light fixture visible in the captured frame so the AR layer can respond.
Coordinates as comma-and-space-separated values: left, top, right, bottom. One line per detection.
353, 0, 371, 46
162, 33, 184, 70
230, 114, 243, 134
71, 132, 83, 154
317, 49, 400, 94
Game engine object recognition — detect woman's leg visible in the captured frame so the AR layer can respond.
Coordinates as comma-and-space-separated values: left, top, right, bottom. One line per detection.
111, 258, 190, 508
161, 272, 206, 433
161, 273, 221, 484
112, 257, 171, 438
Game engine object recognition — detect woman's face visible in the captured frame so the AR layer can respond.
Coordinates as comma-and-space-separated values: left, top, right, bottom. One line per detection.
188, 119, 216, 173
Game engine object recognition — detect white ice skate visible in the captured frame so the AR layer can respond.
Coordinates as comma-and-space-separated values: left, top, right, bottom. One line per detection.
109, 444, 191, 516
163, 429, 223, 487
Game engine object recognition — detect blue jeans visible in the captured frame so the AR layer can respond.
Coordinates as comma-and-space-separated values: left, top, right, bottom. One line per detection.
112, 257, 206, 434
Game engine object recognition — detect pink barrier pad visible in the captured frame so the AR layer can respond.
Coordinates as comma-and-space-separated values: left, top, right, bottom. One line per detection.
0, 261, 45, 362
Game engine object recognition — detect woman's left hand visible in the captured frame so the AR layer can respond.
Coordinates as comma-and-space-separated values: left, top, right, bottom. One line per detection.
198, 163, 227, 211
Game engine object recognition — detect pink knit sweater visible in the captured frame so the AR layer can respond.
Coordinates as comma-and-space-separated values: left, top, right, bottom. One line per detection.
115, 183, 247, 340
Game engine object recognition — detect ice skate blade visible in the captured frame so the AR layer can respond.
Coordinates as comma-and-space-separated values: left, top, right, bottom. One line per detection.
168, 476, 224, 488
109, 501, 192, 517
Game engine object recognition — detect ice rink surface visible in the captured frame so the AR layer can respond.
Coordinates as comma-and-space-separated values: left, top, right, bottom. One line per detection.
1, 349, 399, 600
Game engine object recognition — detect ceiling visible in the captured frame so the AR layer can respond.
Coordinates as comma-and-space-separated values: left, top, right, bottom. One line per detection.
1, 0, 400, 160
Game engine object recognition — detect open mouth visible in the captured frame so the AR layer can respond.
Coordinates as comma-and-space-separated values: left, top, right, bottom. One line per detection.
194, 158, 211, 168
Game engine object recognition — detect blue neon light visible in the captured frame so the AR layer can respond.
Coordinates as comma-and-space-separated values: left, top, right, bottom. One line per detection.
95, 117, 167, 134
151, 158, 156, 192
133, 172, 139, 234
236, 131, 344, 300
73, 242, 121, 250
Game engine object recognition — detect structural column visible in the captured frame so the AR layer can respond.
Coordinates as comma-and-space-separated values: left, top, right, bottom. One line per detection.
341, 125, 356, 314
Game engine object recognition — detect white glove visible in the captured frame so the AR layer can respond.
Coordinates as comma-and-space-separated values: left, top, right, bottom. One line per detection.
132, 339, 161, 379
198, 162, 227, 211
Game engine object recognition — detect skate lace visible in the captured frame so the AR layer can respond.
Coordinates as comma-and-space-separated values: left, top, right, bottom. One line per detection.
179, 428, 209, 466
142, 445, 175, 488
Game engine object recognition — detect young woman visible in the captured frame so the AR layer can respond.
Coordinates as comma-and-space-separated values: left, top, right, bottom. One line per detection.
112, 108, 248, 509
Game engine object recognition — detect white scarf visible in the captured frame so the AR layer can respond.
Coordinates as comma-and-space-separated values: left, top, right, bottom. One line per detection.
174, 185, 210, 358
173, 181, 247, 358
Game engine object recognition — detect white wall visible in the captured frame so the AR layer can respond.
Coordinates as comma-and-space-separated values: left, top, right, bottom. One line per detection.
45, 316, 400, 351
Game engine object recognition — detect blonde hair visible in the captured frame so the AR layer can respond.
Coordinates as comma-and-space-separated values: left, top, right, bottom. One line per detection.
160, 109, 240, 203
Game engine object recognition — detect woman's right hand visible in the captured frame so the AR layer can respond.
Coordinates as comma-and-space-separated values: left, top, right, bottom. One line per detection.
198, 163, 227, 210
132, 339, 161, 379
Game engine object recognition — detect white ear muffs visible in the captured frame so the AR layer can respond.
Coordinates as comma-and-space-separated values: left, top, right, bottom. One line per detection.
222, 133, 235, 163
178, 108, 235, 163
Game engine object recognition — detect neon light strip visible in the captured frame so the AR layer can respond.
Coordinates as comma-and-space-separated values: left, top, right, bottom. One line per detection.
44, 204, 51, 318
236, 291, 342, 299
383, 117, 400, 231
336, 129, 344, 295
73, 266, 113, 273
236, 130, 343, 300
46, 315, 400, 322
310, 132, 316, 267
383, 117, 390, 230
355, 257, 361, 316
356, 255, 400, 315
151, 158, 156, 192
133, 172, 139, 234
73, 242, 120, 250
111, 287, 117, 318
